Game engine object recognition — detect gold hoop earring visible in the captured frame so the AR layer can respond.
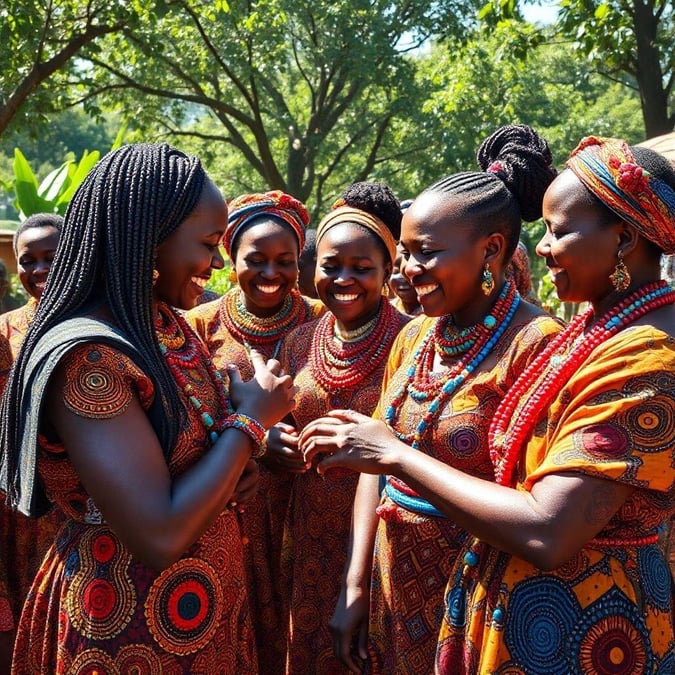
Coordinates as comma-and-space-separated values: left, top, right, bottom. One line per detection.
481, 264, 494, 296
609, 250, 630, 292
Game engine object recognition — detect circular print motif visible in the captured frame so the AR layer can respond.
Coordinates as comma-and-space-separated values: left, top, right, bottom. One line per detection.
145, 558, 223, 655
67, 647, 116, 674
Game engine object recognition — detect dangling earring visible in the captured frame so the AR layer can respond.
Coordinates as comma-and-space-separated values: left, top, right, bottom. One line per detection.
152, 269, 159, 286
229, 268, 237, 284
382, 283, 390, 297
609, 249, 631, 292
481, 264, 494, 296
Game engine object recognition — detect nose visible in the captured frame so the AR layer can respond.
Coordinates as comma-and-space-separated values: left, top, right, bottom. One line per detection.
535, 231, 550, 258
260, 261, 279, 279
402, 255, 423, 281
33, 260, 51, 276
212, 248, 225, 270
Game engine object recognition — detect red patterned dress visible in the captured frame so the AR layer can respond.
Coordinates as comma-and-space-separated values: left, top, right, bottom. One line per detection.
367, 313, 562, 674
11, 306, 255, 673
0, 300, 63, 640
187, 288, 324, 675
279, 302, 410, 674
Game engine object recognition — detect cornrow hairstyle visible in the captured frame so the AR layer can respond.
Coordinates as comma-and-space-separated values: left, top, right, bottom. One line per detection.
13, 213, 64, 255
426, 124, 557, 260
0, 143, 206, 504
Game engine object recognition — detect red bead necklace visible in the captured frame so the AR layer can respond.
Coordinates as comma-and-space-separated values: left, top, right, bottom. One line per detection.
489, 280, 675, 486
155, 303, 233, 444
309, 299, 401, 391
220, 287, 309, 358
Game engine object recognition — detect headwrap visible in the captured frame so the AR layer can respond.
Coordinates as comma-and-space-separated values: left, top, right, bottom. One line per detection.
223, 189, 309, 258
566, 136, 675, 254
316, 205, 397, 265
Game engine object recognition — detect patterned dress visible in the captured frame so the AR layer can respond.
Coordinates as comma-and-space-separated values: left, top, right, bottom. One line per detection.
0, 333, 13, 635
368, 314, 562, 674
436, 326, 675, 674
187, 290, 324, 675
0, 300, 63, 638
11, 308, 255, 674
280, 306, 410, 674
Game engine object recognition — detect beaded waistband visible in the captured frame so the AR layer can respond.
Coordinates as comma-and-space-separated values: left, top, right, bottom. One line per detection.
382, 477, 447, 519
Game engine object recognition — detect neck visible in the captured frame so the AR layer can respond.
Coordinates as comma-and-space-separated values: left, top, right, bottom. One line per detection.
335, 300, 382, 334
452, 278, 506, 328
590, 271, 663, 320
242, 288, 287, 318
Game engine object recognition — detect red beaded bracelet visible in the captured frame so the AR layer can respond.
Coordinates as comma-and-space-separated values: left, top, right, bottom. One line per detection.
223, 413, 267, 458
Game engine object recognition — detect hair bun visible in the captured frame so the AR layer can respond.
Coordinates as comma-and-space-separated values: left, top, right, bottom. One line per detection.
477, 124, 557, 221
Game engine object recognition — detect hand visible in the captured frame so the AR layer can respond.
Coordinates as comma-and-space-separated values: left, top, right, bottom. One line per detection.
298, 409, 401, 476
330, 582, 370, 673
263, 422, 309, 473
227, 349, 297, 429
229, 458, 260, 509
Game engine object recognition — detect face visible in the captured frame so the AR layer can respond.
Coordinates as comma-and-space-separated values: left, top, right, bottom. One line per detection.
233, 219, 300, 317
16, 225, 60, 300
388, 243, 418, 309
315, 223, 391, 331
400, 191, 491, 322
154, 179, 226, 310
537, 170, 621, 306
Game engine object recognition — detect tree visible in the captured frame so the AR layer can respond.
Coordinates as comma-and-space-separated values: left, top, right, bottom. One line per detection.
75, 0, 482, 214
0, 0, 136, 136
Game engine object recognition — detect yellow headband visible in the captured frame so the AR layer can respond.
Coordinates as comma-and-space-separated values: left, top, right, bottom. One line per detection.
316, 206, 397, 264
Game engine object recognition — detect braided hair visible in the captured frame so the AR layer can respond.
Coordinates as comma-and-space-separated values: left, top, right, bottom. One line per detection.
0, 143, 206, 504
426, 124, 557, 260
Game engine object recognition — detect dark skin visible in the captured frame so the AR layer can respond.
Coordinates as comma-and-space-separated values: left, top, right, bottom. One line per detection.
299, 178, 672, 672
44, 182, 297, 572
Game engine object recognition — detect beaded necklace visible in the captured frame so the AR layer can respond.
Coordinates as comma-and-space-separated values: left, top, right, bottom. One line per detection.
220, 287, 309, 359
309, 299, 401, 391
384, 280, 520, 449
155, 303, 233, 444
489, 279, 675, 487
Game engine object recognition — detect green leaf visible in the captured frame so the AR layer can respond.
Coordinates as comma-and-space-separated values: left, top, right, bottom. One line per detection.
38, 161, 73, 202
56, 150, 100, 204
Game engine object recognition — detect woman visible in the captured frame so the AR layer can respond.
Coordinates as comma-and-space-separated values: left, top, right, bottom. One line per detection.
275, 181, 410, 674
299, 125, 562, 673
309, 137, 675, 673
388, 242, 423, 316
186, 190, 324, 674
0, 143, 296, 673
0, 213, 63, 667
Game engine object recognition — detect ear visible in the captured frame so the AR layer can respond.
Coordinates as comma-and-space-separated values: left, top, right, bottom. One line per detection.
383, 260, 393, 283
483, 232, 507, 266
616, 221, 640, 257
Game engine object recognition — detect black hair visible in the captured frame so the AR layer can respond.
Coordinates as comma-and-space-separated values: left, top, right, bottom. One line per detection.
299, 227, 317, 263
13, 213, 64, 255
0, 143, 206, 505
231, 215, 300, 262
425, 124, 557, 260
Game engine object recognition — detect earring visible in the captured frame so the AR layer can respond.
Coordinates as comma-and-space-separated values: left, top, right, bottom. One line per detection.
481, 264, 494, 296
382, 283, 390, 298
228, 268, 237, 284
152, 269, 159, 286
609, 250, 631, 292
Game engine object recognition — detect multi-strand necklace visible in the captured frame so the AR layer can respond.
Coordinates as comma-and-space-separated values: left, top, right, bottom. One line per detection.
155, 303, 233, 444
220, 287, 309, 359
489, 279, 675, 487
309, 299, 400, 391
384, 280, 520, 449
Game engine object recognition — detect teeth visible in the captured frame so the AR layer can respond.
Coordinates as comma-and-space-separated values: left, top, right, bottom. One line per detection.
416, 284, 438, 297
34, 282, 46, 289
191, 277, 209, 288
256, 284, 281, 294
333, 293, 359, 302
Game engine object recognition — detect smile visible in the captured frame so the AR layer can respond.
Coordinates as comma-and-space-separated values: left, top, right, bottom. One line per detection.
415, 283, 438, 298
191, 276, 209, 288
256, 284, 282, 294
332, 293, 359, 302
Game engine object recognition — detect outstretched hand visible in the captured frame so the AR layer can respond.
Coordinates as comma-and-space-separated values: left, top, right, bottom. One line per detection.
298, 409, 401, 475
227, 349, 297, 429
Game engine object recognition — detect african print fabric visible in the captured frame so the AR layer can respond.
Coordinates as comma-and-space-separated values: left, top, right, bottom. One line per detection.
187, 292, 324, 675
0, 298, 37, 357
279, 308, 410, 674
369, 314, 562, 674
11, 310, 255, 673
436, 326, 675, 674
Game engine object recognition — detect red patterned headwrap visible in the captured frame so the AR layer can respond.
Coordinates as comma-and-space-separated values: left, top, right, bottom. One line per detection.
566, 136, 675, 254
223, 190, 309, 258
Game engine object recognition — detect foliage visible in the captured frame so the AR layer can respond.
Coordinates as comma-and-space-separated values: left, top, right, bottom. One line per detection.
205, 260, 235, 296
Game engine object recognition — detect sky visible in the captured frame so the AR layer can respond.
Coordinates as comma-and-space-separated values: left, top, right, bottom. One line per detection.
522, 1, 560, 26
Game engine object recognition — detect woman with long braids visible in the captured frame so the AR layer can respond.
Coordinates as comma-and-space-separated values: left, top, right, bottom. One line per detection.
432, 137, 675, 673
274, 182, 410, 674
186, 190, 324, 674
0, 143, 296, 673
299, 125, 562, 673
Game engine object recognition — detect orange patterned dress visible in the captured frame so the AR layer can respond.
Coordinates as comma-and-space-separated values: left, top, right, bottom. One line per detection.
187, 289, 324, 675
11, 308, 255, 674
367, 313, 562, 674
279, 304, 410, 674
436, 326, 675, 674
0, 300, 63, 640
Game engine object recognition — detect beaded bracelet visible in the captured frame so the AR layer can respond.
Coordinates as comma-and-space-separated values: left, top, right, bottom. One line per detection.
223, 413, 267, 458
